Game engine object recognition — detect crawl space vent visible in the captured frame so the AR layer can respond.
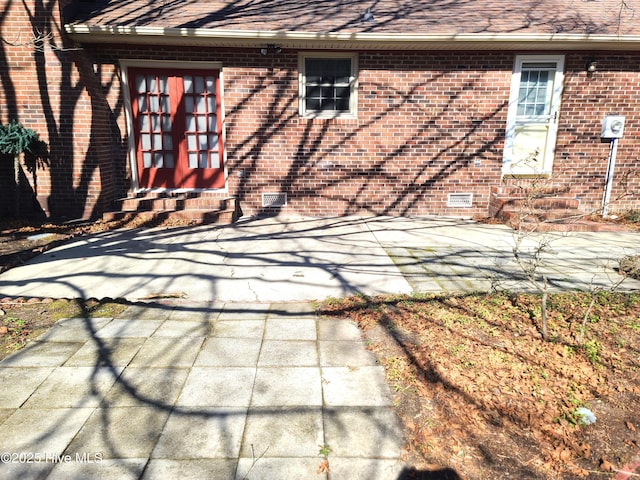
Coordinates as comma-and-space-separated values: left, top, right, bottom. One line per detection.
447, 193, 473, 208
262, 193, 287, 207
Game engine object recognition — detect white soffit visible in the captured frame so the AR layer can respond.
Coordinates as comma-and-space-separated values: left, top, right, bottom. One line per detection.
64, 25, 640, 51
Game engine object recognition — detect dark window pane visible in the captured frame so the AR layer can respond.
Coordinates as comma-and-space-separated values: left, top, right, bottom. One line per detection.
306, 97, 321, 111
335, 87, 350, 99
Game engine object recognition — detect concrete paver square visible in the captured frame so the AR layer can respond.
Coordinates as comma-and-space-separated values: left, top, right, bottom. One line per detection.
257, 340, 318, 366
22, 366, 123, 408
46, 458, 147, 480
65, 406, 171, 458
177, 367, 256, 407
322, 366, 393, 406
105, 367, 189, 406
217, 304, 270, 321
36, 317, 112, 342
0, 367, 53, 408
323, 407, 405, 458
0, 408, 14, 425
118, 305, 174, 320
213, 320, 265, 338
64, 338, 145, 367
240, 406, 323, 457
168, 305, 222, 322
251, 367, 322, 407
264, 319, 317, 340
236, 457, 326, 480
328, 458, 408, 480
95, 319, 162, 338
0, 461, 54, 480
318, 318, 363, 341
1, 341, 84, 367
129, 337, 205, 367
194, 337, 261, 367
266, 302, 316, 319
318, 341, 378, 367
143, 459, 237, 480
0, 407, 94, 455
152, 320, 212, 337
152, 407, 247, 459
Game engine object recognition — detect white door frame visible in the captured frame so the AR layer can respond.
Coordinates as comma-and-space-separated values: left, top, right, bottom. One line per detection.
502, 55, 565, 176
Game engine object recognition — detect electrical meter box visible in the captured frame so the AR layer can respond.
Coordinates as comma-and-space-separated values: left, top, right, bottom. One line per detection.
601, 115, 625, 139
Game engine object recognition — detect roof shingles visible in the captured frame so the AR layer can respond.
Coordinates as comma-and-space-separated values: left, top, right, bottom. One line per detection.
67, 0, 640, 36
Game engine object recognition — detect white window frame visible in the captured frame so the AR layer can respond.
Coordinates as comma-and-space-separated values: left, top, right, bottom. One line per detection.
298, 52, 358, 118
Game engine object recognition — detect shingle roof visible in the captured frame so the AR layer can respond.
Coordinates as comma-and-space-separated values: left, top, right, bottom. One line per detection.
64, 0, 640, 50
66, 0, 638, 35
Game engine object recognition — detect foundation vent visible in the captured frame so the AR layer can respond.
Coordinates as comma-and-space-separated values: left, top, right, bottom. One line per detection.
262, 192, 287, 207
447, 193, 473, 208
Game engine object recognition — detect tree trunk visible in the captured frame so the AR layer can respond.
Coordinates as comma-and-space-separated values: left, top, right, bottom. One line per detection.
14, 153, 20, 218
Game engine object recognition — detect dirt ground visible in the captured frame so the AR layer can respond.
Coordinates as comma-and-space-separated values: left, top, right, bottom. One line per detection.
321, 292, 640, 480
1, 214, 639, 480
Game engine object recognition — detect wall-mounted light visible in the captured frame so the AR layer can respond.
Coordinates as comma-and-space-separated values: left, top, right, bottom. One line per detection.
260, 44, 282, 56
586, 60, 597, 76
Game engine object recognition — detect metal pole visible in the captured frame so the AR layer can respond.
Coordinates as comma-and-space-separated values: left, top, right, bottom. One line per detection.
602, 137, 618, 217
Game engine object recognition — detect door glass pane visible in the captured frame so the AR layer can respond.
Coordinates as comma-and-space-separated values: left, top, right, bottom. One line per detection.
195, 76, 205, 94
198, 134, 208, 149
197, 115, 207, 131
185, 114, 195, 132
136, 75, 146, 93
188, 152, 197, 168
517, 69, 552, 117
209, 152, 220, 169
184, 76, 193, 93
164, 153, 174, 168
187, 134, 196, 150
143, 152, 152, 168
154, 152, 163, 168
199, 152, 208, 168
196, 96, 206, 113
147, 75, 157, 93
208, 115, 217, 131
163, 134, 173, 150
209, 134, 218, 149
159, 75, 168, 94
185, 97, 194, 113
141, 133, 151, 150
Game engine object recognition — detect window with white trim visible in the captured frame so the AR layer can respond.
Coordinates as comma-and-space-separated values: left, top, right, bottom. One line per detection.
299, 53, 357, 117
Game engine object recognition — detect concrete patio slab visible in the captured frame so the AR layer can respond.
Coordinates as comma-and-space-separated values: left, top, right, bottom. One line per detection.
0, 367, 53, 407
251, 367, 323, 406
70, 340, 129, 368
240, 406, 324, 457
257, 340, 318, 366
127, 336, 204, 368
176, 367, 256, 407
65, 406, 171, 458
151, 407, 248, 459
194, 337, 261, 366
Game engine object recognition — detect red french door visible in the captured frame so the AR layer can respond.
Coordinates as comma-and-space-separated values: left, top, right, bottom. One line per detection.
129, 68, 225, 189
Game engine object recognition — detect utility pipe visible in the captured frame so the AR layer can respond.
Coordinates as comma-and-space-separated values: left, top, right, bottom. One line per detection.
601, 137, 618, 217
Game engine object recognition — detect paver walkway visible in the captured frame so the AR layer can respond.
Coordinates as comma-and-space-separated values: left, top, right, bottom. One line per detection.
0, 302, 407, 480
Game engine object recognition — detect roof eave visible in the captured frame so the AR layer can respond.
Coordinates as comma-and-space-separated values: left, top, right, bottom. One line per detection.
63, 25, 640, 51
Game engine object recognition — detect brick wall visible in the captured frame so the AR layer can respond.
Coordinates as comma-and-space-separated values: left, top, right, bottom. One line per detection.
1, 1, 638, 220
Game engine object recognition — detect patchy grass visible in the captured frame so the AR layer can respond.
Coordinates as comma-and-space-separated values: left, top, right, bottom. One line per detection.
0, 298, 127, 360
320, 291, 640, 480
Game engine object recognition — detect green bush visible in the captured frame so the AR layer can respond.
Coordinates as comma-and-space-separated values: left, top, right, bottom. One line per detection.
0, 120, 39, 156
